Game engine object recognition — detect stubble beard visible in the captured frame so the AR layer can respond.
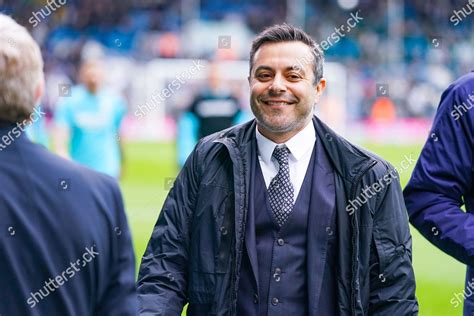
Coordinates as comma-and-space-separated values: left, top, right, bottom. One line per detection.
251, 101, 314, 136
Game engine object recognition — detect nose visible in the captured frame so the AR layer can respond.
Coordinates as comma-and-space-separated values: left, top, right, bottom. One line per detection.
269, 73, 287, 94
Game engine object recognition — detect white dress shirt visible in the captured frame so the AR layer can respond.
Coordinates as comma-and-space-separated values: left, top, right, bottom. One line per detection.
255, 121, 316, 202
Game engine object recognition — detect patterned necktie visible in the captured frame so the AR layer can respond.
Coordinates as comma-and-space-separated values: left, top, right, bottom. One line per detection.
268, 146, 294, 227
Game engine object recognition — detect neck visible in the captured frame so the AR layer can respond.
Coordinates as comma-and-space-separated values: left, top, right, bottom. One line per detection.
86, 85, 98, 94
257, 121, 310, 144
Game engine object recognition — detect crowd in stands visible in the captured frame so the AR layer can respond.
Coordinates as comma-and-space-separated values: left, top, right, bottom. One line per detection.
2, 0, 473, 119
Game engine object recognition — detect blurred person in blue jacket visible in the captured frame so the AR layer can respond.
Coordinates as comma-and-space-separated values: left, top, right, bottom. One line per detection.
54, 59, 127, 179
0, 13, 137, 315
404, 71, 474, 314
177, 59, 249, 167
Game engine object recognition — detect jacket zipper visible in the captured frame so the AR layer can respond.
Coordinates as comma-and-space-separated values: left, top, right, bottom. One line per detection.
214, 138, 246, 316
349, 159, 377, 315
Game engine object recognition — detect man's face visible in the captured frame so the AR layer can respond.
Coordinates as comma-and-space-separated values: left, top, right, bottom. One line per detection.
80, 62, 104, 93
249, 41, 325, 142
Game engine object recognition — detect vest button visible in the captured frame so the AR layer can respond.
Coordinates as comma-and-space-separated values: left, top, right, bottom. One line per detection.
277, 238, 285, 246
271, 297, 279, 306
253, 293, 259, 304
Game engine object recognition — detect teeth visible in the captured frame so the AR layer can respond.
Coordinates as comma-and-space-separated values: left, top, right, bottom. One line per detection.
266, 101, 290, 106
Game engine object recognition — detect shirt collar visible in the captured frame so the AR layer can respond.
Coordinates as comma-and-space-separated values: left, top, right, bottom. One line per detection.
255, 120, 316, 164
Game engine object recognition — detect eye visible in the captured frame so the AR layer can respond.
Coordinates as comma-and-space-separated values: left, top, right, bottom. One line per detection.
288, 73, 302, 80
256, 73, 272, 80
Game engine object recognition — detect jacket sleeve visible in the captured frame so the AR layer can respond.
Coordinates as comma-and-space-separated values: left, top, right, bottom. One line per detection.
137, 142, 202, 315
369, 167, 418, 315
403, 83, 474, 266
95, 181, 138, 315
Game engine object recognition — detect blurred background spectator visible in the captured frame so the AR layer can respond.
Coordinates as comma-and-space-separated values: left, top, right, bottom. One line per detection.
176, 59, 248, 166
54, 59, 126, 178
2, 0, 473, 152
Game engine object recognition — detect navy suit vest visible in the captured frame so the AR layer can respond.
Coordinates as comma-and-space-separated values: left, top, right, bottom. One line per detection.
237, 135, 338, 316
238, 139, 316, 315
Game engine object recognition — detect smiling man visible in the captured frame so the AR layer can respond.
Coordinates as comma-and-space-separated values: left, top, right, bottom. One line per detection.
137, 24, 418, 315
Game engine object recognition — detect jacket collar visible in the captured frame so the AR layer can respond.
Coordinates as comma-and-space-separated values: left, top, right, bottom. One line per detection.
216, 115, 375, 183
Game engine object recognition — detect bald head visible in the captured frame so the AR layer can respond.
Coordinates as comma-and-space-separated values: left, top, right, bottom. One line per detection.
0, 14, 44, 123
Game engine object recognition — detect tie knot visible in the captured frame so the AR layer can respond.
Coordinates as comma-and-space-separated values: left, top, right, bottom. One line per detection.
272, 146, 290, 165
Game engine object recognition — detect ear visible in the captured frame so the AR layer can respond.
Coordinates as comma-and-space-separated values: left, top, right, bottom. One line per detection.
315, 78, 326, 97
34, 78, 45, 104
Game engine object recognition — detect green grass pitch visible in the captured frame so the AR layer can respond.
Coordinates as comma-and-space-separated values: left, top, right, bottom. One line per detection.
120, 142, 466, 315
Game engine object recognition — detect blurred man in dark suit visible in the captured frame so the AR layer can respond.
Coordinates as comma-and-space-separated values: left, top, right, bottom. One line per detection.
0, 13, 137, 316
177, 59, 244, 167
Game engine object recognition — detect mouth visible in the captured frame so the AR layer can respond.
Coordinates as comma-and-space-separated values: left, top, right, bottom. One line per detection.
261, 99, 296, 106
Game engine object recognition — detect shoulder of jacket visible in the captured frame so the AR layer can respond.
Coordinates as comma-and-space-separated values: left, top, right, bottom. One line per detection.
351, 146, 397, 184
46, 146, 120, 199
367, 155, 396, 179
195, 120, 253, 154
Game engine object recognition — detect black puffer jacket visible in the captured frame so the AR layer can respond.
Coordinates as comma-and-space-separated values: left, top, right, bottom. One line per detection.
137, 116, 418, 315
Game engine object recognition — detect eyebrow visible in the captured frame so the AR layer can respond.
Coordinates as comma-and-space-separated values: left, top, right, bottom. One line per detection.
254, 65, 306, 74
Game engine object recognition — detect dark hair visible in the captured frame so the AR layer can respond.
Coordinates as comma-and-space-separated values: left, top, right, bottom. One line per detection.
249, 23, 324, 85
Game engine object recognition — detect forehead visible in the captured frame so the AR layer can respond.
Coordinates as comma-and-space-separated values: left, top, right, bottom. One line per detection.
253, 41, 314, 72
